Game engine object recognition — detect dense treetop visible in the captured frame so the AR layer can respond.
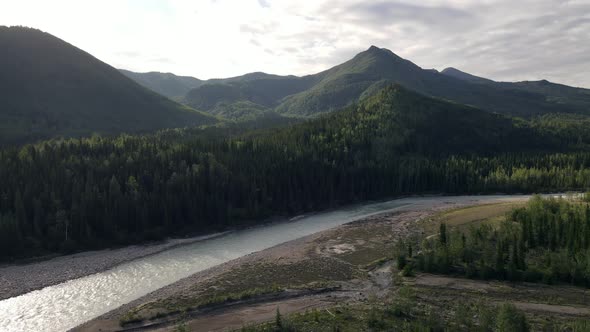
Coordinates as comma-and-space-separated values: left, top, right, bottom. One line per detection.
2, 85, 590, 261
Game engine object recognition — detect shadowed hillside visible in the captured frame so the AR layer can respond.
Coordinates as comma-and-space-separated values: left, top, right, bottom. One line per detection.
0, 26, 217, 144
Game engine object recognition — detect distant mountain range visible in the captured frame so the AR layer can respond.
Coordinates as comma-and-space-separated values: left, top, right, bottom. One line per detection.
1, 25, 589, 145
123, 46, 590, 120
0, 26, 217, 144
118, 70, 203, 101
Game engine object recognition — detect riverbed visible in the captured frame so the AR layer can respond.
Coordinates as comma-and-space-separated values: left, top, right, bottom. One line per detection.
0, 195, 530, 332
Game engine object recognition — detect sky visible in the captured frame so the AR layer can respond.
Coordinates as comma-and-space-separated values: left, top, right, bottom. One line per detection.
1, 0, 589, 87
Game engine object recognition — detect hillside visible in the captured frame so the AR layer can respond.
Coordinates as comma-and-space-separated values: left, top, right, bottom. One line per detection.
183, 76, 316, 119
0, 26, 217, 144
119, 70, 202, 100
441, 67, 590, 111
124, 69, 316, 120
275, 84, 550, 155
275, 46, 590, 117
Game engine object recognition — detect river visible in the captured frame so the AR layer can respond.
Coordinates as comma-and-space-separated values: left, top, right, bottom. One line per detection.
0, 195, 529, 331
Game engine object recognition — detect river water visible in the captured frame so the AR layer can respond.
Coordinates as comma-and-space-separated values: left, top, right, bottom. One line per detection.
0, 195, 526, 332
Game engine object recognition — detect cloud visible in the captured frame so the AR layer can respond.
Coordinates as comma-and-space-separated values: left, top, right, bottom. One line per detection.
334, 1, 474, 28
150, 57, 175, 64
116, 51, 141, 58
0, 0, 588, 87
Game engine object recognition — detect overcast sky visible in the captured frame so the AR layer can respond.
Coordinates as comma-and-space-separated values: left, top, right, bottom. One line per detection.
2, 0, 589, 87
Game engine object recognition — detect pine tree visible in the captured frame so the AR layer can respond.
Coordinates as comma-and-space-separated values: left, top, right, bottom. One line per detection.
440, 223, 447, 246
275, 307, 282, 329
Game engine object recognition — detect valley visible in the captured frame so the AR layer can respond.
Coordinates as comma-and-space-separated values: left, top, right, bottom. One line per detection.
1, 17, 590, 332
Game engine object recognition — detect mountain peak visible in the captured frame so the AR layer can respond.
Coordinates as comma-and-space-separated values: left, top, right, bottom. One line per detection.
441, 67, 461, 74
356, 46, 407, 66
365, 45, 397, 56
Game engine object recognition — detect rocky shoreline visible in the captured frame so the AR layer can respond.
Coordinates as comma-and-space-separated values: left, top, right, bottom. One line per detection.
0, 232, 226, 301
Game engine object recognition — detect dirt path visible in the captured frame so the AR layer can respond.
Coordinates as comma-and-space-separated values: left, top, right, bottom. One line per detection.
158, 297, 332, 332
414, 274, 590, 318
511, 301, 590, 316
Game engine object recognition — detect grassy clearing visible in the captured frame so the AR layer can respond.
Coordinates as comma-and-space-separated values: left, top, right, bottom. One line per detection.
420, 202, 524, 235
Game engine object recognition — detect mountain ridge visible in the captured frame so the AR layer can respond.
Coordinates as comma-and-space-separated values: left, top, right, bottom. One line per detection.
123, 45, 590, 119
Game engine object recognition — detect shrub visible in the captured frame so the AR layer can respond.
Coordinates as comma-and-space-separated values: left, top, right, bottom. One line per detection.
496, 304, 529, 332
397, 254, 407, 270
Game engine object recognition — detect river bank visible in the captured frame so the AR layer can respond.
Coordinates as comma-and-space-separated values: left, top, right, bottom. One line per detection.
0, 232, 227, 301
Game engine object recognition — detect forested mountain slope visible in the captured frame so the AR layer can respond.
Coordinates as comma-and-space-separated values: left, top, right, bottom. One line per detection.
0, 26, 218, 144
441, 67, 590, 111
183, 75, 316, 119
275, 46, 590, 117
2, 84, 589, 260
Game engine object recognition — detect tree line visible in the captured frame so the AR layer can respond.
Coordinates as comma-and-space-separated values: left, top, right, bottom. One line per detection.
405, 196, 590, 286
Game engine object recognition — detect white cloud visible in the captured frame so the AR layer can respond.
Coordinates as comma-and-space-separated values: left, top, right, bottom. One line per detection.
1, 0, 588, 87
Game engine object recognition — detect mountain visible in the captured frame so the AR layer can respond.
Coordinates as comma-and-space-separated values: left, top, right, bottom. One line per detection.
281, 84, 549, 155
184, 75, 316, 119
0, 26, 218, 144
125, 46, 590, 120
119, 70, 202, 100
441, 67, 590, 111
123, 69, 316, 120
276, 46, 590, 117
440, 67, 493, 84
